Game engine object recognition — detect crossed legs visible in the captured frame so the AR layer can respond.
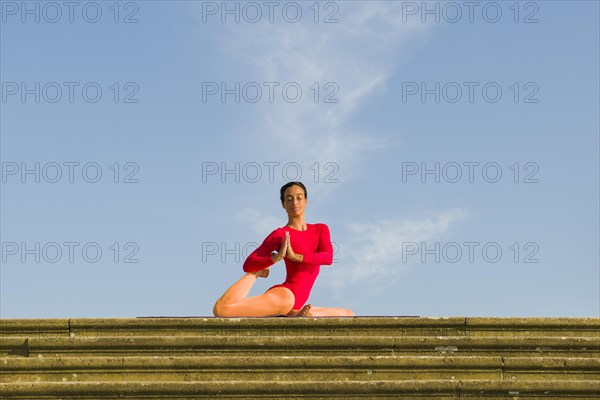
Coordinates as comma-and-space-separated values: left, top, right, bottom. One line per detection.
213, 269, 296, 317
212, 268, 355, 317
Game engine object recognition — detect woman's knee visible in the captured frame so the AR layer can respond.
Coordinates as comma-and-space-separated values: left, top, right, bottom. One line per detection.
213, 299, 228, 317
212, 300, 221, 317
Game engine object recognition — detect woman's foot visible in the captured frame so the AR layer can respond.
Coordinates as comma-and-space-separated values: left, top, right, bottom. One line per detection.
287, 304, 313, 317
250, 268, 269, 278
298, 304, 313, 316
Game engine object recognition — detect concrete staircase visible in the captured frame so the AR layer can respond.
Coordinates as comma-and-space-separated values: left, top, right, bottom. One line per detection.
1, 317, 598, 399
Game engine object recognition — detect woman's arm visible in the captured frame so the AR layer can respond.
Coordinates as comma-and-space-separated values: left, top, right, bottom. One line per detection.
242, 229, 283, 272
289, 224, 334, 266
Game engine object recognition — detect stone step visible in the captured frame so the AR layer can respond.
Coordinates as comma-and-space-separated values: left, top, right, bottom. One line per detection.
2, 335, 598, 358
2, 355, 598, 382
2, 317, 597, 398
2, 317, 599, 338
1, 379, 598, 399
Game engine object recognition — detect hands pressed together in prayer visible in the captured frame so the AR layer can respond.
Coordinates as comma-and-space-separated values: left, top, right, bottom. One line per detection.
271, 231, 303, 264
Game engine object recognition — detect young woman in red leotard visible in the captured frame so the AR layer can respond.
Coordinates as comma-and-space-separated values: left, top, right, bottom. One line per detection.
213, 182, 355, 317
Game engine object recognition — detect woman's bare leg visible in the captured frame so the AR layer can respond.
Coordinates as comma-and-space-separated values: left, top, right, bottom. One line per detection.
304, 306, 355, 317
215, 269, 269, 305
213, 271, 295, 317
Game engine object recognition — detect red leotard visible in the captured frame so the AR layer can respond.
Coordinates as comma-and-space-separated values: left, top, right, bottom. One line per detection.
242, 223, 334, 310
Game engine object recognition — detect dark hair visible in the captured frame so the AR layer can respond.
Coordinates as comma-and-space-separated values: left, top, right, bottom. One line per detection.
280, 181, 307, 204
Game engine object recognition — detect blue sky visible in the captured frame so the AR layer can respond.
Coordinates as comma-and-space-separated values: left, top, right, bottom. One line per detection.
1, 0, 598, 318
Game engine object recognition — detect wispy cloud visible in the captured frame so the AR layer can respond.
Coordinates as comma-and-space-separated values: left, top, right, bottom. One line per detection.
328, 208, 470, 288
202, 1, 432, 199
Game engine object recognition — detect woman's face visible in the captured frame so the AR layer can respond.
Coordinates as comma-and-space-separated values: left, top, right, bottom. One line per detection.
282, 185, 307, 216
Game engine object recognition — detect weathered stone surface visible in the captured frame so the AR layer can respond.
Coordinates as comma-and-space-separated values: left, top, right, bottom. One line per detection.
1, 380, 599, 396
0, 319, 70, 338
1, 317, 598, 398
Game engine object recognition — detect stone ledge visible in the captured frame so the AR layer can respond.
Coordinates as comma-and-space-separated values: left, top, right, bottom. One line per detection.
2, 317, 598, 338
4, 355, 598, 370
2, 317, 598, 399
1, 380, 598, 396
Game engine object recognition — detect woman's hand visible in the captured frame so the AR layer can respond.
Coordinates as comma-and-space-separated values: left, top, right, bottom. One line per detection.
284, 231, 303, 263
270, 232, 288, 263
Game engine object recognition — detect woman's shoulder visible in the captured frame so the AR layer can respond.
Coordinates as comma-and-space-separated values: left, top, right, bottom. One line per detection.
311, 222, 330, 231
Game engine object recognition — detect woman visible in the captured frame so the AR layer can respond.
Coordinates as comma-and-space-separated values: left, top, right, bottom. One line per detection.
213, 181, 355, 317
